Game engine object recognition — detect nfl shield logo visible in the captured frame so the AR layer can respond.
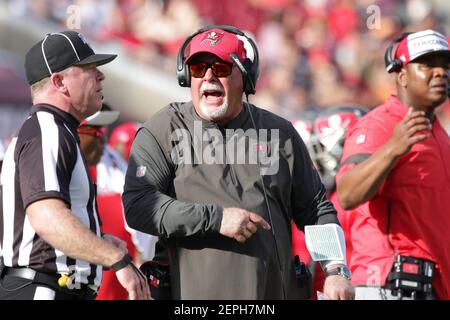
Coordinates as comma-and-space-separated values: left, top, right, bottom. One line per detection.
136, 165, 146, 177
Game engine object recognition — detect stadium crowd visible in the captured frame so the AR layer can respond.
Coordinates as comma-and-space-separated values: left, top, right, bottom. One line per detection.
4, 0, 450, 118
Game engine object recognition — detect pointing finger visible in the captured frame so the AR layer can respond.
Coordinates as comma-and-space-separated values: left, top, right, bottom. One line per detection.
249, 213, 271, 230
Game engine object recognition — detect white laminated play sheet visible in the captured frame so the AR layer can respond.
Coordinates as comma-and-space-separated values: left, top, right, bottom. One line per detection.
304, 224, 345, 261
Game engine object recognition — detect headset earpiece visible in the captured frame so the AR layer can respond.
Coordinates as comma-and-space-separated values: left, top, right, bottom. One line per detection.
384, 44, 403, 73
230, 53, 256, 95
243, 58, 256, 95
177, 33, 196, 88
242, 39, 259, 95
384, 32, 412, 73
176, 25, 260, 95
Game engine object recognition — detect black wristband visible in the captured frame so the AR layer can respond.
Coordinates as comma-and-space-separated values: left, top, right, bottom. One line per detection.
111, 254, 132, 272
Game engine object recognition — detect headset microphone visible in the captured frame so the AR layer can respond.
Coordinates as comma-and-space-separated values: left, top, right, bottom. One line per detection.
245, 96, 287, 300
234, 28, 287, 299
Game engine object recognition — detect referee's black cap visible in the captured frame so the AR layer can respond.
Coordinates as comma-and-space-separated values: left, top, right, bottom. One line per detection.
25, 31, 117, 85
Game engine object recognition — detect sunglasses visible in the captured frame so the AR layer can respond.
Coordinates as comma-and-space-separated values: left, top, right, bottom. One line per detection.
189, 61, 234, 78
77, 126, 106, 138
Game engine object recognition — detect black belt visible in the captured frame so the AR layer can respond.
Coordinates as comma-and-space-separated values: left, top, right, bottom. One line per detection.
2, 267, 97, 299
385, 255, 435, 300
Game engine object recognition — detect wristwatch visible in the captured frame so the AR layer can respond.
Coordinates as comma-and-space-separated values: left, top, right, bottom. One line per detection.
325, 265, 352, 280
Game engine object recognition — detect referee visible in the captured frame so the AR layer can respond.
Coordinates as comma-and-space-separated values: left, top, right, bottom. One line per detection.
0, 31, 150, 300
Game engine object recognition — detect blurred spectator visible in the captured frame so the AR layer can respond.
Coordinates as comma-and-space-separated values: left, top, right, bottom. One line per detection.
133, 0, 202, 55
109, 121, 141, 161
291, 105, 367, 299
0, 49, 32, 140
78, 105, 155, 300
4, 0, 450, 118
328, 0, 359, 42
192, 0, 267, 35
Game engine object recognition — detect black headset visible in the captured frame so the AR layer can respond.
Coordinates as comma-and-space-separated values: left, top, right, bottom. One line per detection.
384, 32, 413, 73
177, 25, 260, 95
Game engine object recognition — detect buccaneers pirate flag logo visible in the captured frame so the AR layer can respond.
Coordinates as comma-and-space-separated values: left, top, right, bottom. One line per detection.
200, 31, 224, 46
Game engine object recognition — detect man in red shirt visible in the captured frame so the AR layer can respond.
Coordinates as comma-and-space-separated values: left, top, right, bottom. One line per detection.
337, 29, 450, 299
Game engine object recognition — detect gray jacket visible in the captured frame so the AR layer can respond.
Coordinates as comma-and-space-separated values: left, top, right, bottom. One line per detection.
123, 102, 338, 299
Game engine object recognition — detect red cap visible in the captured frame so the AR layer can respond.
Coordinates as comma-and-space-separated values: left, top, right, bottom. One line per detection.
108, 122, 140, 160
395, 29, 450, 67
184, 29, 247, 64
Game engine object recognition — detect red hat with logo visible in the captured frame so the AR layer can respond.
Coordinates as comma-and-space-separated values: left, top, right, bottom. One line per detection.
394, 29, 450, 67
184, 29, 247, 64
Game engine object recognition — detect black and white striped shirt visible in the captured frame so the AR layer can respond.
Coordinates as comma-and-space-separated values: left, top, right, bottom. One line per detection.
0, 104, 102, 288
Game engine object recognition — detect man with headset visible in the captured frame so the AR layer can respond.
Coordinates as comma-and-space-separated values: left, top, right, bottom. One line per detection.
123, 25, 354, 299
336, 29, 450, 299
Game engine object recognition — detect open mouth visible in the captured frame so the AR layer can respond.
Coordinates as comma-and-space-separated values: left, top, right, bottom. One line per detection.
203, 89, 223, 97
202, 89, 224, 103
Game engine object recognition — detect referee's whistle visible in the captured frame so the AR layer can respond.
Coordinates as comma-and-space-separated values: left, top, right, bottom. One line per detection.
58, 274, 70, 288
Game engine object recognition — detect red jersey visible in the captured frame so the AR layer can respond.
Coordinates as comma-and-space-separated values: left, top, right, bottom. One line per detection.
96, 193, 136, 300
337, 95, 450, 299
90, 165, 135, 300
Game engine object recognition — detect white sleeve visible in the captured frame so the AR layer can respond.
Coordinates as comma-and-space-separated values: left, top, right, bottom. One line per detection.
124, 221, 157, 261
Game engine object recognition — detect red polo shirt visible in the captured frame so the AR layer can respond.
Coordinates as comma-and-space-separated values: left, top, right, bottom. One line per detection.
337, 95, 450, 299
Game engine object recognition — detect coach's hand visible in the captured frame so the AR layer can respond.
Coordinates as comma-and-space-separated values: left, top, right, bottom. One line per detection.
387, 108, 431, 158
323, 275, 355, 300
115, 261, 151, 300
220, 207, 271, 243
